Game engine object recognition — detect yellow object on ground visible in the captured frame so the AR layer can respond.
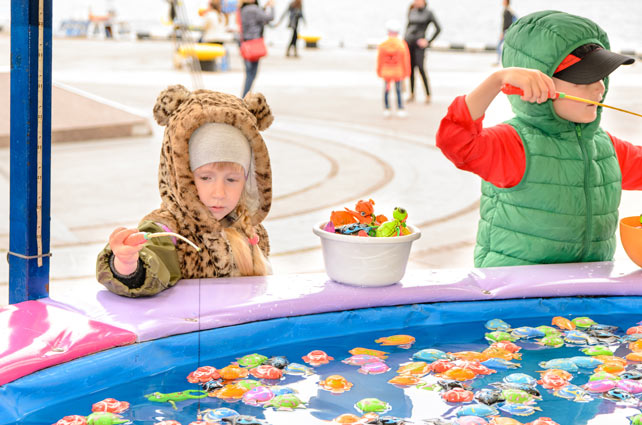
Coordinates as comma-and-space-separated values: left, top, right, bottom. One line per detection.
178, 43, 226, 60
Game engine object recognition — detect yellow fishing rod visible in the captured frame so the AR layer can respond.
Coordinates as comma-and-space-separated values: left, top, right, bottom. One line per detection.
502, 84, 642, 118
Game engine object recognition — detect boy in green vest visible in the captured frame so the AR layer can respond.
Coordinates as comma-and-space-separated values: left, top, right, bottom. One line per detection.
436, 10, 642, 267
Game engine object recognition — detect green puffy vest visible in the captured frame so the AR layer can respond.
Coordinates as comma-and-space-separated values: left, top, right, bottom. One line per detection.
475, 11, 622, 267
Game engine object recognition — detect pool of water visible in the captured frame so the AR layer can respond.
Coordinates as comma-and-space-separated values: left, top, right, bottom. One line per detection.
7, 297, 642, 425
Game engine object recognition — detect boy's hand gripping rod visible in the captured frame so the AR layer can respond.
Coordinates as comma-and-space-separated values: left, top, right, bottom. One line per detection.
501, 84, 642, 118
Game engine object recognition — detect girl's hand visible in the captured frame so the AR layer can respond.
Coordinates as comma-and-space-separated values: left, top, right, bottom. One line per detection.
499, 67, 556, 104
109, 227, 144, 275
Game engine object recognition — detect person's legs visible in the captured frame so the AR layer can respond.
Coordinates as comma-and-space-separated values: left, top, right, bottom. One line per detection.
415, 47, 430, 101
291, 27, 299, 57
383, 81, 391, 117
408, 46, 418, 101
242, 60, 260, 97
395, 81, 403, 109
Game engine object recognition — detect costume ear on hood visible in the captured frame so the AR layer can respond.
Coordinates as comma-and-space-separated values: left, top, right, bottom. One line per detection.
149, 85, 273, 230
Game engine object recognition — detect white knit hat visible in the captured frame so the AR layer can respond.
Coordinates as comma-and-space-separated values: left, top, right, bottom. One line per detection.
189, 123, 251, 174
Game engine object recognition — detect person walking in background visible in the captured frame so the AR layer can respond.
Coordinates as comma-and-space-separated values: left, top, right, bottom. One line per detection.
377, 20, 411, 118
238, 0, 275, 97
496, 0, 516, 65
200, 0, 229, 45
404, 0, 441, 104
276, 0, 305, 58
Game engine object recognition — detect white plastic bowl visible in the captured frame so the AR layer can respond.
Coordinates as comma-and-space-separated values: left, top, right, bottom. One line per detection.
313, 221, 421, 287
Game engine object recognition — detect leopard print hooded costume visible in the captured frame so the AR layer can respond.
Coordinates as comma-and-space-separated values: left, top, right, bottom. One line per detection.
97, 85, 273, 296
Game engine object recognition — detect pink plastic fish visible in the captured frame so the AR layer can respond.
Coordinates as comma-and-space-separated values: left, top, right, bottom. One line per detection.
358, 361, 391, 375
342, 354, 382, 366
583, 379, 617, 393
616, 379, 642, 394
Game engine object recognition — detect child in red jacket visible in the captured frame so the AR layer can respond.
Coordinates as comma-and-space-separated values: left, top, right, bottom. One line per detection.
377, 20, 411, 118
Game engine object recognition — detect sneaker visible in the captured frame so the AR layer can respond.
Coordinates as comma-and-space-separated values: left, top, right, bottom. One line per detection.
396, 110, 407, 118
383, 110, 392, 118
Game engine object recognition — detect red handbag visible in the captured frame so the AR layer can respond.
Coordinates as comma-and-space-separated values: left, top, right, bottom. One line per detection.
240, 38, 267, 62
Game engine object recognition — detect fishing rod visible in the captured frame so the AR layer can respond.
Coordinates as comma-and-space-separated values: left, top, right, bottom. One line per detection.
501, 84, 642, 118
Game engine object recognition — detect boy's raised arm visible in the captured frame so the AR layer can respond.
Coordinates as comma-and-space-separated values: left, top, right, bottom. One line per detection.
465, 67, 556, 120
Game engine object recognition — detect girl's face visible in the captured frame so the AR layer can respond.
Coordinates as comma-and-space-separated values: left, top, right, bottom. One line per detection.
552, 77, 605, 124
413, 0, 426, 8
193, 162, 246, 220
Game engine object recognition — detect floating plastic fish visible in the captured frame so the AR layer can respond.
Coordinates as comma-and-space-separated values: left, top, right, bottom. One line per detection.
413, 348, 453, 362
212, 384, 248, 401
354, 398, 392, 414
474, 388, 504, 405
627, 326, 642, 335
91, 398, 130, 414
537, 335, 565, 348
571, 317, 597, 329
249, 365, 283, 380
264, 356, 290, 369
218, 365, 250, 380
553, 384, 592, 402
241, 386, 274, 406
86, 412, 129, 425
187, 366, 221, 383
582, 379, 617, 393
284, 362, 315, 376
501, 388, 536, 404
570, 356, 604, 369
563, 330, 595, 345
397, 361, 431, 376
490, 341, 522, 353
588, 371, 619, 382
458, 360, 496, 375
375, 335, 416, 349
485, 319, 512, 331
349, 347, 389, 359
482, 346, 521, 361
331, 414, 363, 424
537, 373, 570, 390
629, 413, 642, 425
581, 346, 613, 356
237, 353, 268, 368
616, 379, 642, 394
388, 374, 421, 388
538, 358, 578, 372
481, 358, 521, 370
490, 383, 541, 399
490, 418, 524, 425
629, 339, 642, 352
264, 394, 307, 411
602, 388, 635, 402
511, 326, 546, 340
302, 350, 334, 366
524, 418, 560, 425
452, 351, 489, 362
497, 402, 541, 417
535, 325, 562, 336
456, 403, 499, 417
503, 373, 538, 387
456, 417, 489, 425
552, 316, 575, 330
342, 354, 382, 366
439, 367, 477, 381
235, 379, 262, 391
619, 370, 642, 380
485, 331, 517, 343
318, 375, 354, 394
442, 387, 474, 403
219, 415, 266, 425
429, 359, 456, 373
270, 386, 297, 397
202, 408, 239, 423
53, 416, 88, 425
359, 361, 391, 375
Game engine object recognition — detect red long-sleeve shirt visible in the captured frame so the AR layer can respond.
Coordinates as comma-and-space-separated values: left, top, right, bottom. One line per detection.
437, 95, 642, 190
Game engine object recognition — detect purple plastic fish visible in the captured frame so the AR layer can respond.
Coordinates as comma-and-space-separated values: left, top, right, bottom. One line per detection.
583, 379, 617, 393
358, 361, 391, 375
342, 354, 382, 366
616, 379, 642, 394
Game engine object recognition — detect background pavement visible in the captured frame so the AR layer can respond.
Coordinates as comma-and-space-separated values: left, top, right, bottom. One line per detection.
1, 34, 641, 305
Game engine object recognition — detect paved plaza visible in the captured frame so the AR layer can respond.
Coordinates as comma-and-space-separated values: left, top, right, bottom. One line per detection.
1, 34, 641, 305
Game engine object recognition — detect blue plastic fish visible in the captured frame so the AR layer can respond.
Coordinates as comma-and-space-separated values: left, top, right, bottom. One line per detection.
570, 356, 604, 369
503, 373, 538, 387
284, 362, 315, 376
553, 384, 593, 402
456, 403, 499, 417
511, 326, 546, 339
485, 318, 512, 331
539, 358, 579, 372
497, 402, 541, 416
564, 330, 595, 345
481, 358, 521, 370
412, 348, 453, 362
203, 408, 240, 422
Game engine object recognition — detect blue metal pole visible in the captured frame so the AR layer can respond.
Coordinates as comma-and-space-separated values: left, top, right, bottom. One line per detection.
9, 0, 52, 303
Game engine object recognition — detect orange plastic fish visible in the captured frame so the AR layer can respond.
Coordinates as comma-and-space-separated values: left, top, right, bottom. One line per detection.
318, 375, 354, 394
330, 210, 357, 227
348, 347, 389, 359
626, 352, 642, 362
629, 339, 642, 353
218, 365, 250, 381
375, 334, 415, 349
396, 361, 431, 376
490, 417, 524, 425
387, 374, 421, 387
211, 383, 248, 400
331, 414, 363, 424
450, 351, 488, 362
490, 341, 522, 353
594, 355, 628, 367
539, 368, 573, 381
482, 346, 521, 360
552, 316, 575, 330
438, 367, 477, 381
595, 362, 625, 374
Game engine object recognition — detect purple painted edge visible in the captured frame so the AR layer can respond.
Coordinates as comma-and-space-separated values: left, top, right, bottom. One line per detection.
39, 261, 642, 343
